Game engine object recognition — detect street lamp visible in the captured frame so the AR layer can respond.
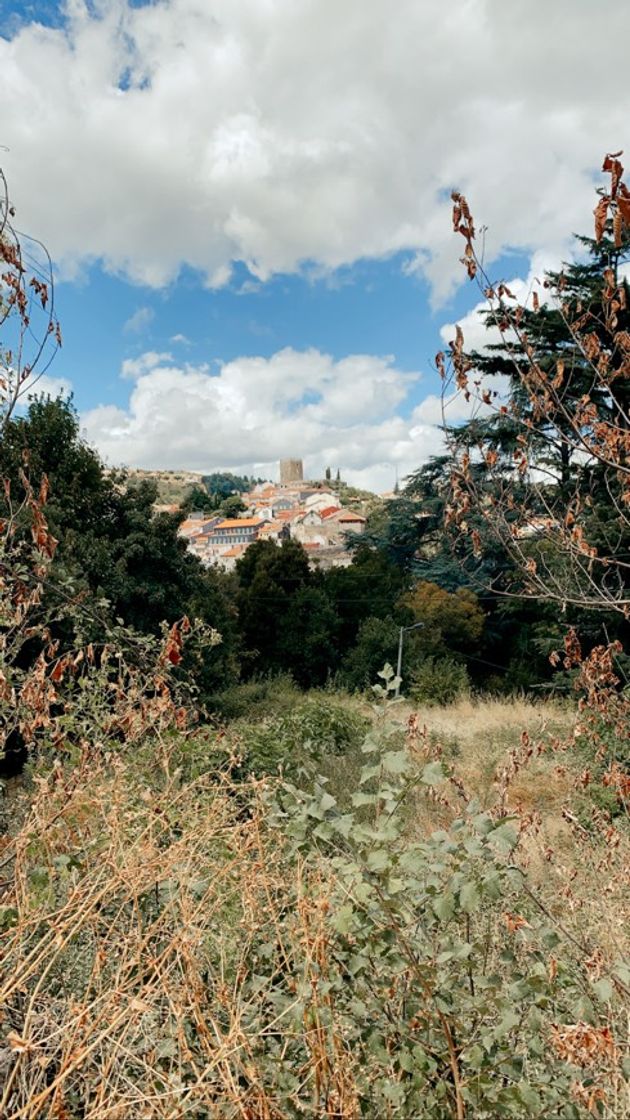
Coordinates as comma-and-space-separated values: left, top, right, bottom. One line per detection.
395, 622, 425, 698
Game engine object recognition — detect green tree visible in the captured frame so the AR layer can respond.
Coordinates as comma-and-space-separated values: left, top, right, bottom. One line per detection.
0, 396, 239, 698
403, 580, 485, 656
182, 485, 219, 513
202, 472, 251, 498
339, 615, 400, 692
219, 494, 247, 519
235, 539, 338, 685
323, 545, 405, 655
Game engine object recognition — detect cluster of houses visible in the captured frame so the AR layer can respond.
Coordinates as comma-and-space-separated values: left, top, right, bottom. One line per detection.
177, 477, 367, 571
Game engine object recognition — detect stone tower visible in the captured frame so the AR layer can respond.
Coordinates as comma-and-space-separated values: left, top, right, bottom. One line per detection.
279, 458, 304, 484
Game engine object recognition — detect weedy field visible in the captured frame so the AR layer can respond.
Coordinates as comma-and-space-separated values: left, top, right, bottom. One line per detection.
1, 682, 628, 1119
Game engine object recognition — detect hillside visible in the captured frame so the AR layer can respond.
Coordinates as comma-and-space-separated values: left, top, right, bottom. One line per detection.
109, 467, 206, 506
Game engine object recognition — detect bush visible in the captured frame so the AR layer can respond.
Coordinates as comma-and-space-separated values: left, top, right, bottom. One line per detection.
207, 673, 300, 721
409, 655, 470, 706
236, 694, 370, 778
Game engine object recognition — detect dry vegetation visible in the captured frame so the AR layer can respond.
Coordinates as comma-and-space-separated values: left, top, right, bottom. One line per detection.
110, 468, 206, 507
1, 693, 628, 1118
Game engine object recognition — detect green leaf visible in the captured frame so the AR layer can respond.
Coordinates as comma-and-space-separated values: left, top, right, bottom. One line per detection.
367, 849, 390, 872
332, 904, 355, 934
591, 977, 613, 1003
432, 892, 455, 922
463, 1044, 484, 1069
421, 760, 446, 786
488, 820, 518, 854
332, 813, 355, 838
319, 791, 336, 812
495, 1009, 520, 1037
613, 961, 630, 987
382, 749, 409, 775
156, 1038, 178, 1060
352, 791, 377, 807
459, 880, 480, 914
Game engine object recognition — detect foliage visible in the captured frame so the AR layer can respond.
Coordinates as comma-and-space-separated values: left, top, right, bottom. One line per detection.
409, 655, 471, 706
0, 397, 239, 706
340, 614, 401, 692
235, 539, 339, 686
405, 580, 485, 654
442, 155, 630, 625
182, 483, 218, 513
323, 545, 406, 654
1, 674, 627, 1117
0, 470, 221, 780
201, 471, 253, 498
234, 693, 370, 778
205, 672, 301, 722
218, 493, 247, 518
358, 495, 428, 570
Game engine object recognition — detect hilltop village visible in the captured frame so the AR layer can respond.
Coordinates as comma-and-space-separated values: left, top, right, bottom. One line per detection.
174, 459, 368, 570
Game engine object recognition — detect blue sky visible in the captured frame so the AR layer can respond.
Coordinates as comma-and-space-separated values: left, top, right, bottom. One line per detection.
1, 0, 626, 490
51, 251, 512, 414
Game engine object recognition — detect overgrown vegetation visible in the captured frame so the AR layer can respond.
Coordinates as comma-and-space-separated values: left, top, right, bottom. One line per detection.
1, 157, 630, 1116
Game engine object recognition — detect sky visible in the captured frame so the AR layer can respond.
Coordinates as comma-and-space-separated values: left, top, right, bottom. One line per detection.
1, 0, 628, 492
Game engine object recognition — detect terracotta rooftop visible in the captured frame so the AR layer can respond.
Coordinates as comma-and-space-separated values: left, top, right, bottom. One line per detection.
215, 517, 265, 529
222, 544, 248, 558
178, 519, 205, 534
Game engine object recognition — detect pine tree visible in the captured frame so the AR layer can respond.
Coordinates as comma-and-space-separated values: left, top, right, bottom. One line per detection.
443, 161, 630, 623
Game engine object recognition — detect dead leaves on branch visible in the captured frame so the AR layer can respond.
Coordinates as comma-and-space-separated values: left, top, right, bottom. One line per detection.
443, 151, 630, 619
1, 476, 213, 762
0, 166, 62, 426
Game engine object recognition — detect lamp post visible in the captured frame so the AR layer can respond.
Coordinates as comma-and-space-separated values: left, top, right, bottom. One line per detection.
395, 622, 425, 698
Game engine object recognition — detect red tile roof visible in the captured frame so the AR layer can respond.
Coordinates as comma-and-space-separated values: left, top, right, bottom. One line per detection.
215, 517, 264, 529
222, 544, 248, 557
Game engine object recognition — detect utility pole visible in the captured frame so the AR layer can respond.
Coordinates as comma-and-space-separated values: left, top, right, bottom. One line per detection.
395, 622, 425, 698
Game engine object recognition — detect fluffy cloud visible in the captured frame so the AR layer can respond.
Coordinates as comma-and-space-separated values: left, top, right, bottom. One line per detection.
123, 306, 155, 334
82, 347, 444, 491
1, 1, 627, 298
19, 373, 73, 404
121, 350, 174, 379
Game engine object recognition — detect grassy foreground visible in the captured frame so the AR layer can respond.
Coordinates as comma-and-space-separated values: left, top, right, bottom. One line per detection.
0, 689, 628, 1118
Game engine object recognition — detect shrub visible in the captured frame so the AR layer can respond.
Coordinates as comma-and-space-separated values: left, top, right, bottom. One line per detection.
207, 673, 300, 721
236, 694, 370, 778
409, 655, 471, 706
0, 680, 627, 1117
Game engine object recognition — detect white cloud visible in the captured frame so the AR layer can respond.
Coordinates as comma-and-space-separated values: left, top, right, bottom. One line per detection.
1, 2, 627, 298
82, 347, 443, 490
121, 350, 173, 379
170, 333, 191, 346
439, 251, 559, 355
123, 306, 155, 334
19, 373, 73, 402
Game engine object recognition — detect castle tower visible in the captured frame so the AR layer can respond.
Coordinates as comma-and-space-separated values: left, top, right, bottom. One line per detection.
279, 458, 304, 484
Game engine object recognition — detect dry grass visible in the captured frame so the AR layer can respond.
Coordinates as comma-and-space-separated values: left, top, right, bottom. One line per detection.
0, 696, 628, 1118
396, 697, 629, 964
0, 755, 310, 1118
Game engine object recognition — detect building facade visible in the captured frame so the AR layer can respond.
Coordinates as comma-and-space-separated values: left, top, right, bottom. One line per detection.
279, 458, 304, 484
